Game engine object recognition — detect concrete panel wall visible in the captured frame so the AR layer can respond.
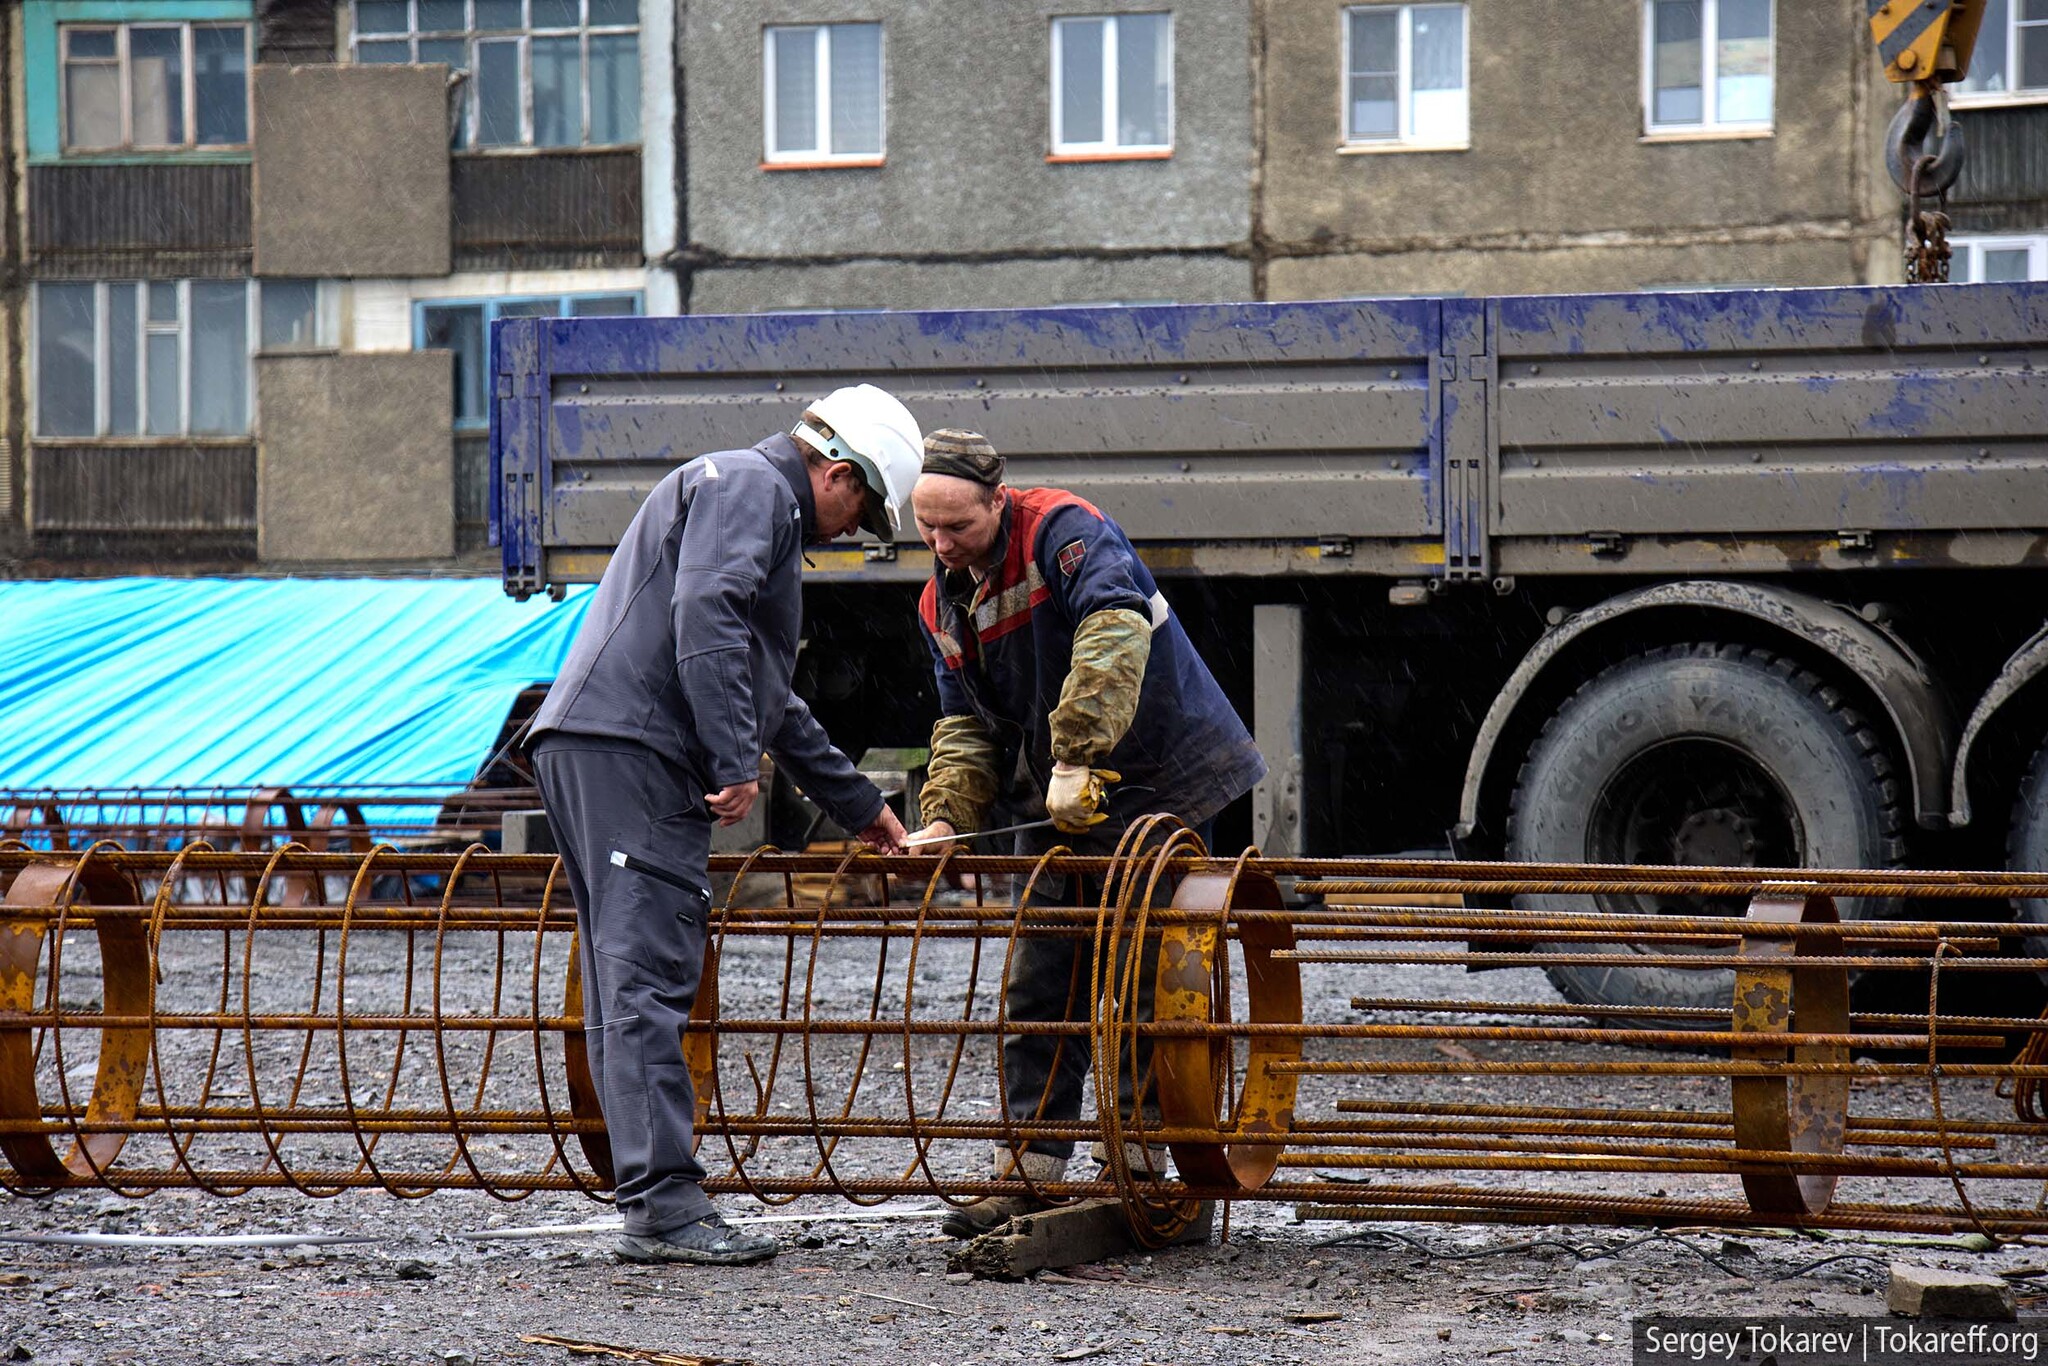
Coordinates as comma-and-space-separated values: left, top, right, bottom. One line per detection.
1260, 0, 1885, 296
689, 253, 1254, 314
685, 1, 1251, 280
258, 352, 453, 561
1268, 236, 1870, 301
253, 65, 451, 278
0, 299, 16, 534
3, 0, 21, 545
640, 0, 678, 268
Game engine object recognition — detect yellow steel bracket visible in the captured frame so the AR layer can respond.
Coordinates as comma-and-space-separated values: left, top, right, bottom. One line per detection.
1869, 0, 1985, 86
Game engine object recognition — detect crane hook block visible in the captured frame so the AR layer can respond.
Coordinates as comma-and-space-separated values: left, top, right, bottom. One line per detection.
1885, 92, 1966, 197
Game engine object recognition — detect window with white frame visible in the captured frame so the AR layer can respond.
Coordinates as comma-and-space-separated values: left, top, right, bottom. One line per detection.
1959, 0, 2048, 100
417, 294, 641, 425
1343, 5, 1467, 147
1644, 0, 1772, 132
1949, 234, 2048, 283
350, 1, 641, 149
1051, 14, 1173, 155
60, 23, 250, 152
30, 280, 330, 438
763, 23, 885, 163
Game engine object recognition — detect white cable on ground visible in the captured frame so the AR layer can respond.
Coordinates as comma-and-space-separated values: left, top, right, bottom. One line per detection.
0, 1232, 381, 1249
461, 1207, 945, 1241
0, 1206, 946, 1250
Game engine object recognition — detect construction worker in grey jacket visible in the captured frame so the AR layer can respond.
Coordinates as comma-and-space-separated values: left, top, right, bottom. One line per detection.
529, 385, 920, 1264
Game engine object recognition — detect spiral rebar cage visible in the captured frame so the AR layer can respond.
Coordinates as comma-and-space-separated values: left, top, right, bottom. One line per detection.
6, 835, 2048, 1246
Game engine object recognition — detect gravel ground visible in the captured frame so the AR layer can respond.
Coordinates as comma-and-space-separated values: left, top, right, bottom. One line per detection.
8, 1185, 2044, 1366
6, 887, 2046, 1364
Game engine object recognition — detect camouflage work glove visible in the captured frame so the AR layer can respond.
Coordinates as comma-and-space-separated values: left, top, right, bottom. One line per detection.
920, 713, 999, 834
1048, 607, 1153, 768
1046, 761, 1122, 834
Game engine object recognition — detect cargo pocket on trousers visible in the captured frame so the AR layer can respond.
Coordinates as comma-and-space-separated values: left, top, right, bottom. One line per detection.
606, 856, 712, 950
674, 880, 712, 929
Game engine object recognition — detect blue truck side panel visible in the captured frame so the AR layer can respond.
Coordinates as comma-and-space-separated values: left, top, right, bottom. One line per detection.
494, 283, 2048, 597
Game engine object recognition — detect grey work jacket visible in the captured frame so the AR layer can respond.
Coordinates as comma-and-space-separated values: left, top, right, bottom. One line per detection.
530, 433, 884, 834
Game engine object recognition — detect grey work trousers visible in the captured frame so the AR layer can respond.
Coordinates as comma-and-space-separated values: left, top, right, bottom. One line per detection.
1003, 818, 1210, 1161
533, 735, 716, 1235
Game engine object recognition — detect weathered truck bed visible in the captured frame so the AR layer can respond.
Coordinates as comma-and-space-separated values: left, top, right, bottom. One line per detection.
493, 282, 2048, 597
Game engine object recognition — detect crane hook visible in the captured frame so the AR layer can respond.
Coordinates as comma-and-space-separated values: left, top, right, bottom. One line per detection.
1885, 89, 1966, 197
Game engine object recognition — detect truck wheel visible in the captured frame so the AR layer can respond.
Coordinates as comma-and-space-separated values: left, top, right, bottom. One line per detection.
1506, 643, 1905, 1020
2008, 739, 2048, 964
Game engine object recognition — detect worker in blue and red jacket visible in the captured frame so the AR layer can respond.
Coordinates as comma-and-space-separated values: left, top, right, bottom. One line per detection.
904, 429, 1267, 1236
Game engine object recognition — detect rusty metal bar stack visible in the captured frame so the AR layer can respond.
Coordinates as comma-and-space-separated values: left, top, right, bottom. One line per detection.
5, 832, 2048, 1245
1, 786, 537, 853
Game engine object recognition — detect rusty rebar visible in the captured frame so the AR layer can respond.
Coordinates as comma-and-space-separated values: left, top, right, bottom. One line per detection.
2, 786, 537, 855
5, 842, 2048, 1244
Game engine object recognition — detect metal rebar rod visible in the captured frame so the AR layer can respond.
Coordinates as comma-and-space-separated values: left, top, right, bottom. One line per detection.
1278, 1059, 2048, 1077
1280, 949, 2048, 970
1348, 997, 2048, 1035
8, 844, 2048, 1239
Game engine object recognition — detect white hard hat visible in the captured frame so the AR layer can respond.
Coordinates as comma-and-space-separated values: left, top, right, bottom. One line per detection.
791, 384, 923, 539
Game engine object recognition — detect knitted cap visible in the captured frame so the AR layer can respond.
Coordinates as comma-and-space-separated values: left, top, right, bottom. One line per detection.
921, 429, 1004, 487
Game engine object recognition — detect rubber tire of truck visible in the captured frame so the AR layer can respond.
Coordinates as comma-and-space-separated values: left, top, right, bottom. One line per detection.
2008, 739, 2048, 964
1505, 643, 1906, 1020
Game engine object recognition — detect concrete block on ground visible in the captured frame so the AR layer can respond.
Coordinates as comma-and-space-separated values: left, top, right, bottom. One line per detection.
1886, 1263, 2016, 1320
947, 1199, 1213, 1280
501, 811, 554, 856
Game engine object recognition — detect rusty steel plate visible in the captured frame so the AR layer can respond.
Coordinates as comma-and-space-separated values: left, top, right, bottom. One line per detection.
0, 859, 151, 1188
1730, 889, 1851, 1216
1154, 868, 1304, 1192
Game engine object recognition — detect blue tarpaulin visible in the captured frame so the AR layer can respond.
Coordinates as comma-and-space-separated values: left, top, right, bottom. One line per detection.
0, 578, 591, 793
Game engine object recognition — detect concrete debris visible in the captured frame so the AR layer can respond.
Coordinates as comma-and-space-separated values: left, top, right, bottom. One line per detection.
1884, 1263, 2018, 1320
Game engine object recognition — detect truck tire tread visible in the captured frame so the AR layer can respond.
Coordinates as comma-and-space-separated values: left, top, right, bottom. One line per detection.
1505, 642, 1905, 1019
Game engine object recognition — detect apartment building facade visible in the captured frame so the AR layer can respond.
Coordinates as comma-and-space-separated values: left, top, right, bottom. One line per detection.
679, 0, 1256, 311
1, 1, 2043, 572
1260, 0, 2047, 297
3, 0, 674, 570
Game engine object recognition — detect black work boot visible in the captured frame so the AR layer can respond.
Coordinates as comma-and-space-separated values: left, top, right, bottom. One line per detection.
616, 1211, 778, 1265
939, 1149, 1067, 1239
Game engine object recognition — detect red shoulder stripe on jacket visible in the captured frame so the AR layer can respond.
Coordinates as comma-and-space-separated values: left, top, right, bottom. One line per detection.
919, 579, 966, 670
967, 488, 1097, 640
